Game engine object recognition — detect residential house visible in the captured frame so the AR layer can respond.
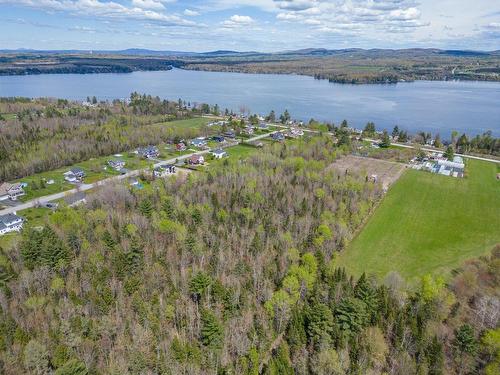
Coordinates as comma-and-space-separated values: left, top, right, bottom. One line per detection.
290, 128, 304, 137
212, 149, 227, 159
212, 135, 225, 143
64, 167, 85, 183
0, 182, 25, 201
224, 130, 236, 139
64, 192, 87, 207
0, 213, 24, 236
243, 126, 254, 135
188, 155, 205, 165
154, 164, 176, 177
258, 122, 269, 130
175, 142, 187, 151
191, 138, 207, 148
270, 132, 285, 142
107, 159, 126, 171
138, 145, 159, 159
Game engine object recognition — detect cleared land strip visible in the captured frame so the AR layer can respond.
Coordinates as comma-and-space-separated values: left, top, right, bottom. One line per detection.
330, 155, 407, 190
0, 131, 276, 216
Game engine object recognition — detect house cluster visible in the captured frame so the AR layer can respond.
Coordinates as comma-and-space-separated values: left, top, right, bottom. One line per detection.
0, 182, 25, 201
410, 152, 465, 178
207, 120, 228, 127
137, 145, 159, 159
154, 164, 176, 177
0, 213, 24, 236
64, 167, 85, 183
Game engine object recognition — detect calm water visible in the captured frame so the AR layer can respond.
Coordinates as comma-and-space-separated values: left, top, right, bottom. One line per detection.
1, 68, 499, 136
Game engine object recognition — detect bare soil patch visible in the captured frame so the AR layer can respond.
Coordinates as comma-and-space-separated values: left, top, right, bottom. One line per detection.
331, 155, 407, 190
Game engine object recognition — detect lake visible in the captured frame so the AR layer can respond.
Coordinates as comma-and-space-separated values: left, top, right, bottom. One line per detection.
1, 68, 499, 136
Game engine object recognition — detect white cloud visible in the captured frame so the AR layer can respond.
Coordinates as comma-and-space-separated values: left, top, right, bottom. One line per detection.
0, 0, 194, 26
131, 0, 166, 11
221, 14, 255, 28
184, 9, 200, 16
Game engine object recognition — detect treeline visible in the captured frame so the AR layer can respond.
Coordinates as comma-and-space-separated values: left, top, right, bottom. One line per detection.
0, 95, 218, 181
0, 56, 176, 76
181, 53, 500, 84
0, 137, 498, 374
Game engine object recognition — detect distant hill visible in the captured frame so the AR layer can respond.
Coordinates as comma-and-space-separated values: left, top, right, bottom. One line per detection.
1, 48, 499, 58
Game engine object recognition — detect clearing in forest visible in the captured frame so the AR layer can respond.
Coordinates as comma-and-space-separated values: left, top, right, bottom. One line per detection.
330, 155, 407, 190
337, 159, 500, 282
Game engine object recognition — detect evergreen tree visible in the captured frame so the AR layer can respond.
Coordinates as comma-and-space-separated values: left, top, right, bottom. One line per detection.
392, 125, 400, 138
335, 297, 369, 338
40, 226, 69, 269
20, 228, 43, 270
444, 145, 455, 161
380, 130, 391, 148
286, 308, 307, 351
55, 359, 88, 375
139, 199, 153, 218
102, 230, 116, 251
306, 301, 334, 347
453, 324, 477, 356
426, 335, 444, 375
354, 273, 378, 323
126, 236, 143, 272
189, 272, 212, 302
200, 309, 223, 349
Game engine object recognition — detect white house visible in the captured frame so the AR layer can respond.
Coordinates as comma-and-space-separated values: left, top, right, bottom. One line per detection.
64, 167, 85, 183
0, 213, 24, 235
0, 182, 25, 201
212, 149, 228, 159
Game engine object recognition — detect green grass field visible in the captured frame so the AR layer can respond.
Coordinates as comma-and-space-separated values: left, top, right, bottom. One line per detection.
156, 117, 211, 130
337, 159, 500, 282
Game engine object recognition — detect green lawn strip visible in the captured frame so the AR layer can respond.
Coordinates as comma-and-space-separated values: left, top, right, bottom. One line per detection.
154, 117, 211, 130
337, 159, 500, 282
18, 207, 52, 228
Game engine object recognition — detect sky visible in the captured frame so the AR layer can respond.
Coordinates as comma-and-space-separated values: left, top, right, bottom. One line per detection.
0, 0, 499, 52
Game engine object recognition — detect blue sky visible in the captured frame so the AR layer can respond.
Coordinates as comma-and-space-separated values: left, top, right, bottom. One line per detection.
0, 0, 499, 51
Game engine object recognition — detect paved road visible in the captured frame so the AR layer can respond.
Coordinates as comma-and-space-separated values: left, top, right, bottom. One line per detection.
0, 132, 276, 216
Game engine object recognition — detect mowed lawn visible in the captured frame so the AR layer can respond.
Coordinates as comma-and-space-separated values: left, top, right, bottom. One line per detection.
337, 159, 500, 281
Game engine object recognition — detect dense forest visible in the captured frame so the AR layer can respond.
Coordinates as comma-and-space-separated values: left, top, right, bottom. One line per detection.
0, 137, 498, 374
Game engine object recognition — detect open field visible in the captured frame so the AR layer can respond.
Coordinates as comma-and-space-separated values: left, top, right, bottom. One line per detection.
330, 155, 407, 190
155, 117, 211, 130
337, 159, 500, 281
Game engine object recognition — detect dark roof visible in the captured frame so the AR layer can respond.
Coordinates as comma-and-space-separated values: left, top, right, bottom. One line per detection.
71, 167, 84, 173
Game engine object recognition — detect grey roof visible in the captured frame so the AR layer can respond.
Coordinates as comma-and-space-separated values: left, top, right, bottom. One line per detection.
0, 213, 23, 225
